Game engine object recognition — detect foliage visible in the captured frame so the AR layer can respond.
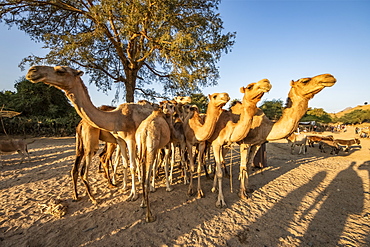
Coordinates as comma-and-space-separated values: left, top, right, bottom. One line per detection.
336, 109, 370, 124
301, 108, 332, 123
190, 93, 208, 113
0, 0, 235, 103
260, 99, 283, 121
0, 77, 80, 136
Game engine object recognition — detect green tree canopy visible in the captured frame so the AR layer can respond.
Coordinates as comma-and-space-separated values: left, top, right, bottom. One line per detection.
337, 109, 370, 124
190, 93, 208, 113
260, 99, 283, 121
301, 107, 332, 123
0, 77, 76, 118
1, 0, 235, 103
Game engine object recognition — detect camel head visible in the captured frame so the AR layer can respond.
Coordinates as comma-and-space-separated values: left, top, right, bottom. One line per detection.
159, 101, 175, 116
208, 92, 230, 108
240, 79, 272, 104
289, 73, 336, 101
26, 65, 84, 91
173, 96, 192, 105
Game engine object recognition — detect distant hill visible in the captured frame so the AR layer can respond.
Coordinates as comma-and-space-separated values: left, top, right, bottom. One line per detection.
330, 104, 370, 118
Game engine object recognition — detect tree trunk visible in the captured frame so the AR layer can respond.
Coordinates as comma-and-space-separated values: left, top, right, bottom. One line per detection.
125, 69, 137, 103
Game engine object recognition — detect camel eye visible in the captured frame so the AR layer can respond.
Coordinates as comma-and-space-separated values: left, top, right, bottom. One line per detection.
300, 78, 310, 84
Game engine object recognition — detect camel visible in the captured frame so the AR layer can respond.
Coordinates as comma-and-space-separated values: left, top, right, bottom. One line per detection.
238, 74, 336, 199
26, 65, 155, 204
136, 106, 172, 222
208, 79, 272, 207
183, 92, 230, 198
72, 106, 119, 203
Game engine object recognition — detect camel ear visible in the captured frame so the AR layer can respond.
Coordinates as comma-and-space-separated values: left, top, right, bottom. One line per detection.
240, 87, 246, 93
290, 80, 295, 86
76, 70, 84, 77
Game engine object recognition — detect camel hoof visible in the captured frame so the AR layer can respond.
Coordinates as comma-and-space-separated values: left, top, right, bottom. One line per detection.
216, 200, 227, 208
146, 215, 156, 223
211, 187, 217, 193
238, 190, 250, 200
108, 184, 116, 189
126, 193, 139, 202
187, 188, 195, 196
166, 187, 174, 192
91, 198, 98, 205
197, 190, 204, 199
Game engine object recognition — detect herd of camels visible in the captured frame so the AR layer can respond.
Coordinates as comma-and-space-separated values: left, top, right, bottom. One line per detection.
26, 65, 337, 222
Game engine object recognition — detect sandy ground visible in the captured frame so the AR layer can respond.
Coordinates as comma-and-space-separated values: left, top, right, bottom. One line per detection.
1, 126, 369, 246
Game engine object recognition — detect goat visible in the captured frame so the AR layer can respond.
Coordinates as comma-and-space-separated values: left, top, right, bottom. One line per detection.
307, 135, 333, 147
286, 133, 307, 154
0, 139, 35, 164
319, 139, 340, 155
334, 138, 361, 152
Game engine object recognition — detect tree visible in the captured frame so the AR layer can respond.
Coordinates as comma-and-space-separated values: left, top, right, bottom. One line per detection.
301, 107, 332, 123
190, 93, 208, 113
1, 0, 235, 103
0, 77, 81, 136
338, 109, 370, 124
260, 99, 283, 121
0, 77, 75, 118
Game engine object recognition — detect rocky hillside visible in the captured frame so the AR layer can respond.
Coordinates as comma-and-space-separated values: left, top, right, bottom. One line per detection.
330, 104, 370, 118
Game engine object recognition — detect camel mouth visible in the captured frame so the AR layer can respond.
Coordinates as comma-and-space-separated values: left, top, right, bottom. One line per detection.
26, 73, 44, 83
253, 92, 266, 100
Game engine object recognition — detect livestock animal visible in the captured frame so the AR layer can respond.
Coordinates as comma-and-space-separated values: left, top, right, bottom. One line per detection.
0, 139, 34, 164
307, 135, 333, 147
319, 139, 340, 155
334, 138, 361, 152
286, 133, 307, 154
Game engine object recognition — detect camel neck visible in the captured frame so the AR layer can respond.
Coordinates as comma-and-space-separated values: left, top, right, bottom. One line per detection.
66, 79, 117, 131
267, 96, 309, 141
229, 102, 257, 142
190, 105, 221, 142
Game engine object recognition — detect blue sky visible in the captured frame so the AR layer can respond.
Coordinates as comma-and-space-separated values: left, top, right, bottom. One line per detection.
1, 0, 369, 113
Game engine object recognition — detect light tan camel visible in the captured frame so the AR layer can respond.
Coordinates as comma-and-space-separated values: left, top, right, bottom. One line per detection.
208, 79, 272, 208
136, 106, 171, 222
238, 74, 336, 199
26, 65, 154, 204
72, 106, 118, 203
183, 92, 230, 198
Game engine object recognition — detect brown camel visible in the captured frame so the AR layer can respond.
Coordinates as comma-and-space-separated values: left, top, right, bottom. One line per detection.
208, 79, 272, 207
136, 106, 171, 222
238, 74, 336, 199
72, 105, 118, 203
183, 92, 230, 198
26, 65, 154, 204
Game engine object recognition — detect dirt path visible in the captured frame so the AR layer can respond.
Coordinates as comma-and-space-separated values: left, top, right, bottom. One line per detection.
1, 126, 369, 246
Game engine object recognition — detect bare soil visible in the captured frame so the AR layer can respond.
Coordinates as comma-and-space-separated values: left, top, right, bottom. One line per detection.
1, 126, 369, 246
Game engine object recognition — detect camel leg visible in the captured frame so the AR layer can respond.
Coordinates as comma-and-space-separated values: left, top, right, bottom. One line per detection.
211, 143, 226, 207
125, 139, 139, 201
238, 143, 256, 200
221, 146, 230, 178
180, 143, 189, 184
140, 151, 156, 223
186, 143, 196, 196
150, 152, 160, 192
163, 146, 173, 192
80, 153, 97, 204
102, 145, 115, 188
71, 154, 83, 201
168, 143, 175, 184
196, 142, 206, 199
